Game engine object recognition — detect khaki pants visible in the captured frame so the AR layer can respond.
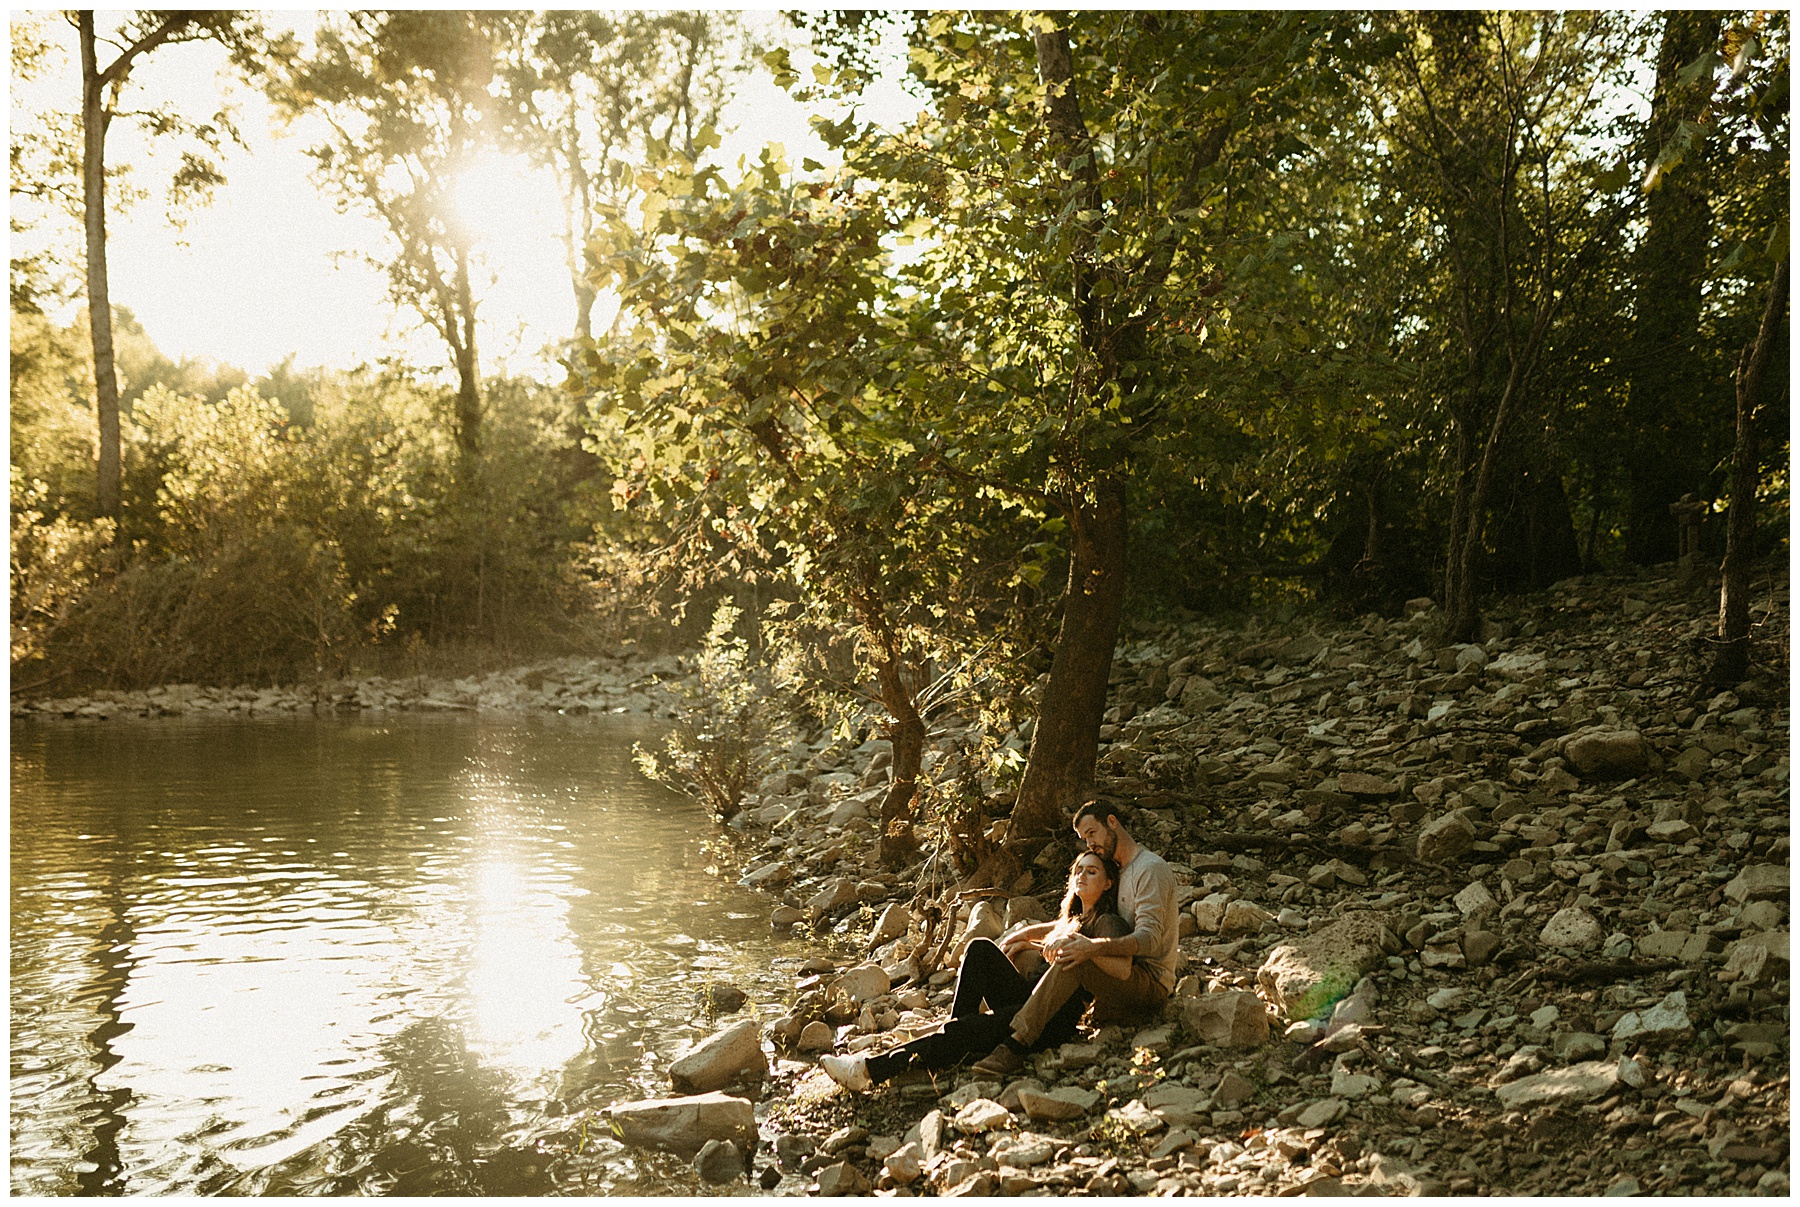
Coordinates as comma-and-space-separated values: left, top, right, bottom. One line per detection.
1006, 958, 1168, 1046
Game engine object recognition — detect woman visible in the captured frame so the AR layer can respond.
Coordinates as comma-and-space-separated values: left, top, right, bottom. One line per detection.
820, 851, 1130, 1092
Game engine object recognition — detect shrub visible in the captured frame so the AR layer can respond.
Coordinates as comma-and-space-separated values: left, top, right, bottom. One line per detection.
636, 601, 793, 817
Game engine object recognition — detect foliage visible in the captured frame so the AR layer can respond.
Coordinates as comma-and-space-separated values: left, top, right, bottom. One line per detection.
635, 601, 793, 817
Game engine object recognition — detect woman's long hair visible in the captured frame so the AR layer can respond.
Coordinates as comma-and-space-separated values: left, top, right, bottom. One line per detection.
1060, 852, 1121, 921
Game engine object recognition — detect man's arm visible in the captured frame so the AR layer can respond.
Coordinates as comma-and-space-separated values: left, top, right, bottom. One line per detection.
1051, 860, 1176, 964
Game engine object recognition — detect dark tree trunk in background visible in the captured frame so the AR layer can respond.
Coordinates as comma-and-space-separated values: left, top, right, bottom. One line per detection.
1713, 258, 1787, 689
81, 14, 122, 519
452, 244, 483, 460
1626, 10, 1722, 565
1009, 480, 1130, 843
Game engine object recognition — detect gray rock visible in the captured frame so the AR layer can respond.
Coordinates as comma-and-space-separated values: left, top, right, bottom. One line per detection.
606, 1091, 757, 1159
1416, 812, 1477, 862
953, 1098, 1012, 1134
669, 1018, 767, 1093
807, 876, 858, 920
1611, 991, 1692, 1046
770, 904, 804, 928
884, 1141, 924, 1185
1142, 1083, 1209, 1129
1724, 931, 1789, 985
1258, 913, 1395, 1019
1219, 900, 1274, 937
1338, 772, 1398, 797
1564, 730, 1648, 778
1296, 1097, 1346, 1128
1180, 990, 1270, 1048
1553, 1032, 1607, 1061
869, 902, 912, 945
834, 963, 891, 1003
694, 1138, 743, 1184
797, 1021, 835, 1052
1725, 864, 1788, 903
1018, 1085, 1096, 1121
817, 1160, 870, 1196
991, 1132, 1057, 1167
1493, 1061, 1618, 1110
1539, 906, 1603, 951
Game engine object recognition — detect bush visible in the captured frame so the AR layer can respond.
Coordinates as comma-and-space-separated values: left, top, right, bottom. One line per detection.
636, 602, 793, 817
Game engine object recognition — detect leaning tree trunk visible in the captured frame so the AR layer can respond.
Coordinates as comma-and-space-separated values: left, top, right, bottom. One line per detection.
80, 13, 122, 519
1713, 257, 1788, 689
1007, 478, 1129, 845
993, 28, 1133, 861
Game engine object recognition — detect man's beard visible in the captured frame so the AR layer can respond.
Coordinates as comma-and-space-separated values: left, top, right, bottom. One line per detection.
1091, 829, 1118, 861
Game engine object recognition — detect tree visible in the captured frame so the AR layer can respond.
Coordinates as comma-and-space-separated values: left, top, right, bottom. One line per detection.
1368, 12, 1642, 641
1713, 257, 1787, 688
271, 11, 512, 461
70, 9, 258, 516
1624, 10, 1726, 565
494, 12, 740, 342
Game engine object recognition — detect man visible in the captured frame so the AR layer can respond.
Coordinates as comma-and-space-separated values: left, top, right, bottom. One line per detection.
970, 799, 1179, 1076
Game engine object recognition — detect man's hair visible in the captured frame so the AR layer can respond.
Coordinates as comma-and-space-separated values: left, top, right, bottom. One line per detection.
1072, 799, 1126, 829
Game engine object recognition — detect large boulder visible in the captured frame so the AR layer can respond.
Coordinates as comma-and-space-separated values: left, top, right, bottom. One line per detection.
807, 876, 859, 921
606, 1092, 757, 1159
669, 1019, 767, 1093
1258, 913, 1396, 1020
1612, 991, 1693, 1047
1562, 730, 1649, 778
1179, 990, 1270, 1048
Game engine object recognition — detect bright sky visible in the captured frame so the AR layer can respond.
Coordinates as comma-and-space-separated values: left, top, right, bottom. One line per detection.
12, 11, 923, 380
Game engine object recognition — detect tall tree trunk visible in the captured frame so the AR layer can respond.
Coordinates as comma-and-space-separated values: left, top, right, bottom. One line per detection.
1009, 479, 1129, 841
452, 244, 481, 459
563, 121, 597, 342
80, 13, 122, 519
1002, 29, 1130, 848
1626, 10, 1722, 565
1713, 257, 1787, 688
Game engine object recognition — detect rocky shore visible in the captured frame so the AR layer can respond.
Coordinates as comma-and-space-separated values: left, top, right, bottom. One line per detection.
605, 566, 1790, 1197
19, 565, 1789, 1197
10, 652, 688, 721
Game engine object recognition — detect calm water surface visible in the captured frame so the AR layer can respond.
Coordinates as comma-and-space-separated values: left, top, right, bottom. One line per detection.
12, 714, 814, 1196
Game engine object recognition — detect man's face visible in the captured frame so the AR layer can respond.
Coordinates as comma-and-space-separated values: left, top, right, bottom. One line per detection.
1074, 814, 1117, 861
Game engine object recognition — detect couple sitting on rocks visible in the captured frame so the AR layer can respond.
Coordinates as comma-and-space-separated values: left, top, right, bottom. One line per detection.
822, 800, 1179, 1092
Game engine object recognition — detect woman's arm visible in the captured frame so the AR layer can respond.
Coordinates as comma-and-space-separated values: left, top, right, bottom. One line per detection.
998, 920, 1057, 956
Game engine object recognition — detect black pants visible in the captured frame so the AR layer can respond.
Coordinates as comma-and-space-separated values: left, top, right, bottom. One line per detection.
865, 938, 1088, 1083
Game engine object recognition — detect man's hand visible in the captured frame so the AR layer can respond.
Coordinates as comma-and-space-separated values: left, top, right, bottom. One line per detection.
1047, 933, 1099, 966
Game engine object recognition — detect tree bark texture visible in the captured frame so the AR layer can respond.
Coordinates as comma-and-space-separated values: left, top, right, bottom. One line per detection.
452, 244, 482, 459
1002, 29, 1130, 845
1627, 10, 1723, 565
80, 13, 122, 519
1713, 257, 1787, 688
874, 657, 926, 868
1009, 479, 1129, 841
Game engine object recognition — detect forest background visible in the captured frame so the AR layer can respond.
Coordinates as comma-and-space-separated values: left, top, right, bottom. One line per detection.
9, 11, 1789, 855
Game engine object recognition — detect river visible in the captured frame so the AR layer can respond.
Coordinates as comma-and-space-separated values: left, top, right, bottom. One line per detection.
11, 713, 816, 1195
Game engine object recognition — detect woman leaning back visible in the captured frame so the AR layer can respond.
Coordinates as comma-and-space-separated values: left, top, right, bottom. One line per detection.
821, 850, 1131, 1091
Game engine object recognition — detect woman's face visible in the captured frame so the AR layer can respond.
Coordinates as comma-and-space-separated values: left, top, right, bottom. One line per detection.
1070, 855, 1113, 910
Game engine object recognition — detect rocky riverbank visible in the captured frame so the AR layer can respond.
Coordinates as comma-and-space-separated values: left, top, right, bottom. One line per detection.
19, 565, 1788, 1197
606, 565, 1789, 1197
10, 652, 688, 721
